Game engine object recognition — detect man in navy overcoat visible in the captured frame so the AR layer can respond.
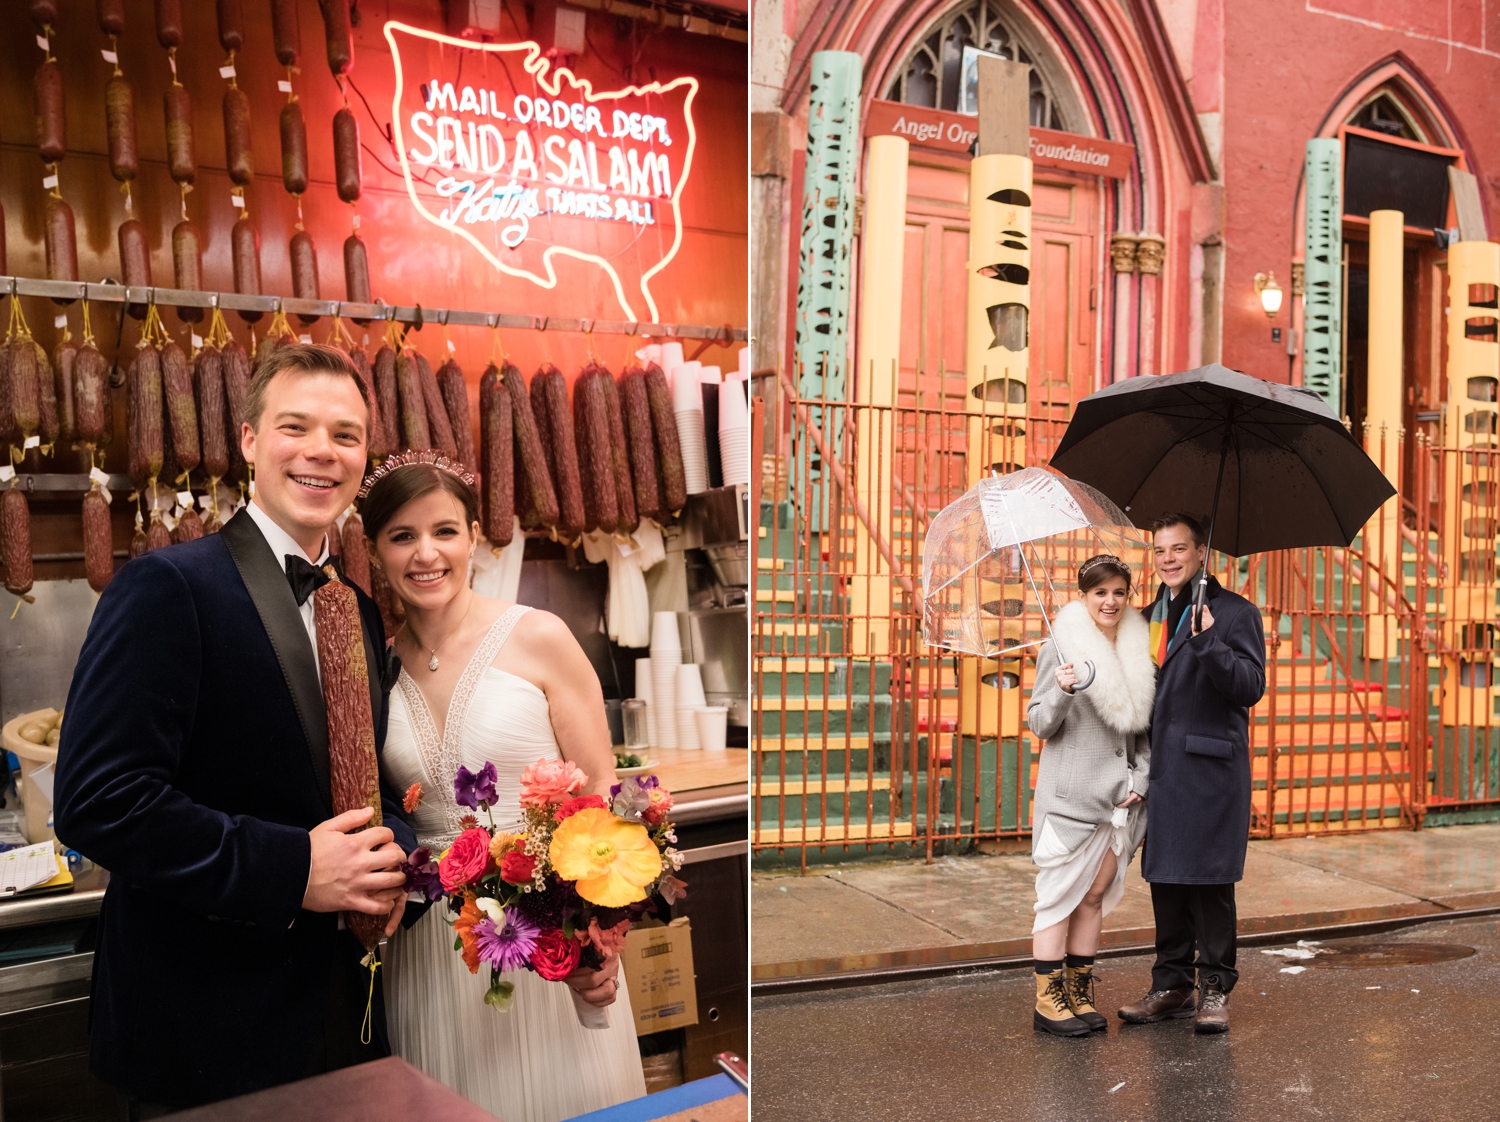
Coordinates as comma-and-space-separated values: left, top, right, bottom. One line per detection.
55, 344, 414, 1111
1117, 513, 1265, 1034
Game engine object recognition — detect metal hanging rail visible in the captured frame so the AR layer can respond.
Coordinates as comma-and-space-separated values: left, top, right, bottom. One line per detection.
0, 277, 747, 343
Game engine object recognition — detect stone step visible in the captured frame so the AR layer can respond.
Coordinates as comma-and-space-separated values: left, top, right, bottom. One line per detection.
758, 777, 893, 797
753, 821, 915, 845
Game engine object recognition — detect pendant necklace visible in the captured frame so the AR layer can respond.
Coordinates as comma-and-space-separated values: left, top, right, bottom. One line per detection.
405, 593, 474, 672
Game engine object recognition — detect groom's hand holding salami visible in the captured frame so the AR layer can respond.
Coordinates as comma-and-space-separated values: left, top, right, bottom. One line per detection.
305, 806, 409, 937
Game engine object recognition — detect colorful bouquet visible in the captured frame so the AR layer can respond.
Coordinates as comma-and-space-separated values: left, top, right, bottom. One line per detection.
402, 758, 686, 1019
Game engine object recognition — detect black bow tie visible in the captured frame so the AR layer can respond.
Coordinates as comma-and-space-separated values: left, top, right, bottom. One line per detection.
285, 555, 333, 606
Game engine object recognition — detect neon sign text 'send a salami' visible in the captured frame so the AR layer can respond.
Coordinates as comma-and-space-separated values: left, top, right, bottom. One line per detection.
385, 21, 698, 323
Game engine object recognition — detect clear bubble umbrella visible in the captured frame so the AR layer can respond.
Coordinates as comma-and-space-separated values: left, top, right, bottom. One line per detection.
921, 467, 1148, 691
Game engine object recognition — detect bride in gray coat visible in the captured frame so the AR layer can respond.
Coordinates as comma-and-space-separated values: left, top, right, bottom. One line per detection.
1026, 555, 1155, 1037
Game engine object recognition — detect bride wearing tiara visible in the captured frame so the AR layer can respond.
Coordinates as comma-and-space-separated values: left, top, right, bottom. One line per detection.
362, 455, 647, 1121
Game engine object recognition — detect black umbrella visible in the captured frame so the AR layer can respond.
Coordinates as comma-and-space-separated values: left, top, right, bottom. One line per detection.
1049, 363, 1396, 619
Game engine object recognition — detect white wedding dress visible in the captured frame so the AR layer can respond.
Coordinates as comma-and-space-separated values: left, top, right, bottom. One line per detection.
381, 605, 648, 1122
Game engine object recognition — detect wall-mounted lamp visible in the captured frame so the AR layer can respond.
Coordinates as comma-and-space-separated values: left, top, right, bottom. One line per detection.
1254, 272, 1283, 319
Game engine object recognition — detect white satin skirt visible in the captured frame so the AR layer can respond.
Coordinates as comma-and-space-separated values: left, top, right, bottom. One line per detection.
1031, 805, 1146, 933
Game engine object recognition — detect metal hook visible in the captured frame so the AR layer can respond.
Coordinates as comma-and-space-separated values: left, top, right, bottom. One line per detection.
438, 308, 450, 327
625, 321, 638, 336
487, 313, 499, 329
535, 316, 548, 332
580, 317, 593, 334
210, 291, 219, 308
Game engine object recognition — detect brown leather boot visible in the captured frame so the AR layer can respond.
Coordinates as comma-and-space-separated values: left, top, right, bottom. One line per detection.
1065, 964, 1108, 1031
1194, 984, 1229, 1033
1034, 970, 1091, 1037
1117, 986, 1196, 1024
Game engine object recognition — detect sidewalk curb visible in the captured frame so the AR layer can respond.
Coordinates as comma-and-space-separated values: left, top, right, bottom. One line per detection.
751, 903, 1500, 996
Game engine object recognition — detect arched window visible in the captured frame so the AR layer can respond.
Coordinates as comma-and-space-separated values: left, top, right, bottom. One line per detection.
885, 0, 1062, 128
1347, 91, 1427, 143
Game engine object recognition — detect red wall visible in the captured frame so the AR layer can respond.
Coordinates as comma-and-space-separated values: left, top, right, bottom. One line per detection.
1218, 0, 1500, 381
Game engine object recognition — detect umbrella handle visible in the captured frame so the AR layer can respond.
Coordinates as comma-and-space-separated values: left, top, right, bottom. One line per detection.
1073, 660, 1097, 691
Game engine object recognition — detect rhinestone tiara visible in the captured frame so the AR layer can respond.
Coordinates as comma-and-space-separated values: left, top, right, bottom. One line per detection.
1079, 554, 1128, 577
357, 449, 477, 499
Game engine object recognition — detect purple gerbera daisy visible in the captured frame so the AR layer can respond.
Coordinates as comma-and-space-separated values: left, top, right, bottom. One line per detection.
475, 908, 541, 973
454, 761, 499, 811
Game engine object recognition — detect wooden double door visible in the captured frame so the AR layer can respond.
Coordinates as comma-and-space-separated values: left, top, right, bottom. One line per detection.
885, 148, 1101, 510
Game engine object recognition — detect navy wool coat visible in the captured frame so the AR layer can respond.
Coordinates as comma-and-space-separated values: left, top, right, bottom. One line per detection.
54, 510, 415, 1109
1140, 574, 1266, 885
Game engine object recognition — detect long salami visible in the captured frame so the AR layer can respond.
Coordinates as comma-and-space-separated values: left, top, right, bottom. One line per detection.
340, 512, 371, 595
478, 364, 514, 545
505, 362, 557, 530
221, 340, 251, 481
73, 342, 109, 447
394, 350, 430, 451
347, 347, 386, 459
35, 342, 59, 448
531, 365, 584, 540
128, 347, 164, 486
2, 489, 33, 598
619, 366, 661, 522
161, 343, 199, 477
164, 84, 194, 182
195, 345, 227, 479
372, 344, 400, 455
572, 364, 617, 534
280, 101, 309, 196
436, 358, 475, 471
599, 368, 637, 534
53, 334, 76, 445
82, 487, 113, 592
416, 354, 457, 458
343, 234, 371, 305
643, 363, 686, 516
35, 59, 65, 163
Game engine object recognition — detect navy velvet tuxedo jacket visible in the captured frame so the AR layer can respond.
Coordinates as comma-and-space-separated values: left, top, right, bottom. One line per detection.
54, 510, 415, 1108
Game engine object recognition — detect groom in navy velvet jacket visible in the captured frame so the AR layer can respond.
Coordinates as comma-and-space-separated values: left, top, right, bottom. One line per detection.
55, 344, 415, 1112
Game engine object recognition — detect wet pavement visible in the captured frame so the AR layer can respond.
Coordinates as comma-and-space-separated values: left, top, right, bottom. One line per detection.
753, 823, 1500, 973
752, 914, 1500, 1121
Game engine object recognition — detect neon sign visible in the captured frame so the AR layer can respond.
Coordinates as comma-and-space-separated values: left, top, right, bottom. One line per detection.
385, 22, 698, 322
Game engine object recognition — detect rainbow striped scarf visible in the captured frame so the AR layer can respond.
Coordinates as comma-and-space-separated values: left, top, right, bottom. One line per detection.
1148, 586, 1194, 667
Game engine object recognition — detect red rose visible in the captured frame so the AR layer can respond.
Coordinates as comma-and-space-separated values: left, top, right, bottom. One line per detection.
555, 794, 608, 821
439, 828, 492, 892
530, 928, 582, 981
500, 849, 537, 885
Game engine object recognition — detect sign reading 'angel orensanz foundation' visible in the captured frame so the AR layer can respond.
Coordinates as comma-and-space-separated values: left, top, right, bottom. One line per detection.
863, 98, 1135, 179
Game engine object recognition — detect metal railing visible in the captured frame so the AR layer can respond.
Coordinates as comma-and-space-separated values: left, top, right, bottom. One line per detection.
751, 374, 1500, 866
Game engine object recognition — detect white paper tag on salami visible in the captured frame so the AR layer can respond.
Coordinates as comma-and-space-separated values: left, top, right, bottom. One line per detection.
351, 214, 361, 229
362, 333, 369, 345
42, 175, 58, 190
169, 54, 177, 75
22, 437, 40, 451
447, 338, 456, 352
124, 193, 132, 212
101, 49, 118, 64
90, 467, 111, 488
54, 314, 67, 329
191, 333, 203, 348
231, 193, 245, 210
0, 468, 15, 483
173, 504, 185, 518
278, 80, 293, 93
299, 334, 313, 344
219, 64, 236, 79
163, 512, 179, 532
176, 491, 193, 507
36, 35, 48, 51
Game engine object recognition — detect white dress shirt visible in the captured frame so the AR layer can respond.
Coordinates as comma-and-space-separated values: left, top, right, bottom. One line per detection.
245, 501, 329, 684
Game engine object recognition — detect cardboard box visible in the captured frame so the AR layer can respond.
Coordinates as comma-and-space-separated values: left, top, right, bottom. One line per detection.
624, 917, 699, 1035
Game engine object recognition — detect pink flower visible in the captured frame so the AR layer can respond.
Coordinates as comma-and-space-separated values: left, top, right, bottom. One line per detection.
642, 787, 674, 827
519, 758, 588, 807
657, 872, 688, 905
439, 827, 493, 892
585, 917, 631, 957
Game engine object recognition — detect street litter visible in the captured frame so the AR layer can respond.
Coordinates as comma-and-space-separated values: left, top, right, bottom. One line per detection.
1261, 945, 1327, 959
1108, 1083, 1125, 1094
1280, 966, 1307, 974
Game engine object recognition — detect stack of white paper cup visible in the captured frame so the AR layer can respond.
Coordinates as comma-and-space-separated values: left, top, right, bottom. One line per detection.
672, 362, 710, 494
634, 657, 657, 750
635, 343, 662, 367
700, 365, 723, 384
736, 347, 750, 380
659, 342, 685, 371
649, 613, 681, 748
675, 664, 707, 750
718, 378, 750, 486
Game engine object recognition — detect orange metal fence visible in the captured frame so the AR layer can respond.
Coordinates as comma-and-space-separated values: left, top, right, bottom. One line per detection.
751, 377, 1500, 867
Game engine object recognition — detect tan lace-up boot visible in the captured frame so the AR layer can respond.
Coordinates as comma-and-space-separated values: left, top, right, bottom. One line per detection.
1065, 964, 1108, 1031
1034, 969, 1091, 1037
